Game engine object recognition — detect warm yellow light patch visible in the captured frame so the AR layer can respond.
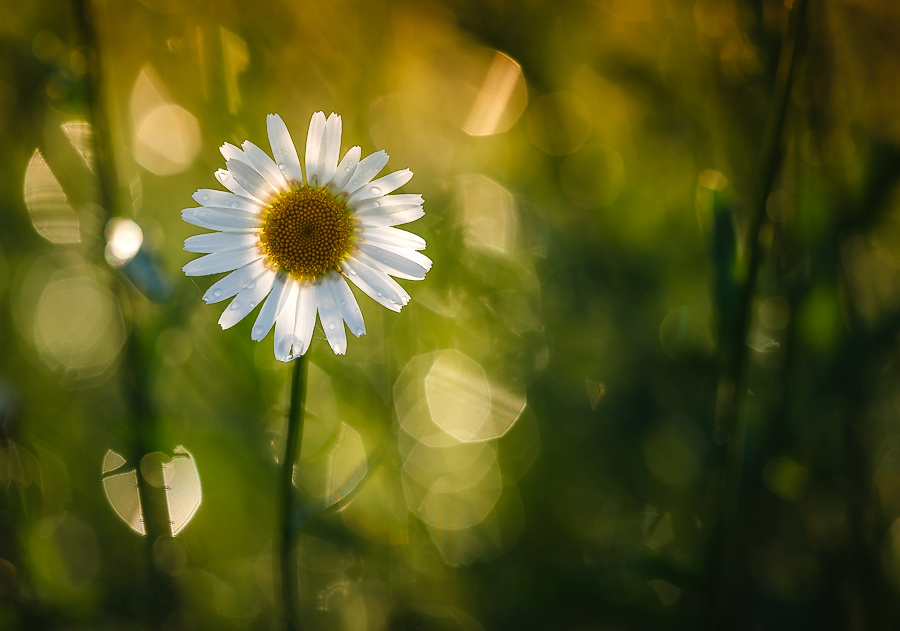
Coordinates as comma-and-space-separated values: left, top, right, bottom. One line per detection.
260, 186, 353, 279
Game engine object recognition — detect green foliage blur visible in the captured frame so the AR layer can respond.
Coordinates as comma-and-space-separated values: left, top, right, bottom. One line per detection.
1, 0, 900, 629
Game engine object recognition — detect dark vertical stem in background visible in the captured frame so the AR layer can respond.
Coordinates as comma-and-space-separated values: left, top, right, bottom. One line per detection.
707, 0, 810, 626
70, 0, 174, 624
70, 0, 118, 224
280, 356, 308, 631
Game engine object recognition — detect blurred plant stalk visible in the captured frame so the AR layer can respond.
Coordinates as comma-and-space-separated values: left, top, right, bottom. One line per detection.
708, 0, 810, 625
280, 356, 308, 631
70, 0, 177, 623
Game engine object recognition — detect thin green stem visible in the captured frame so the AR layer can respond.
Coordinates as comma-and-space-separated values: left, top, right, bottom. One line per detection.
71, 0, 119, 225
70, 0, 175, 624
280, 355, 307, 631
707, 0, 810, 625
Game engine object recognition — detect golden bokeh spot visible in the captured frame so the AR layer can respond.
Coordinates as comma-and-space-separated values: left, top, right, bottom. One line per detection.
260, 186, 354, 279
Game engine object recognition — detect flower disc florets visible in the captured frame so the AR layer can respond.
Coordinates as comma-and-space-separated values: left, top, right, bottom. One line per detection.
259, 186, 353, 279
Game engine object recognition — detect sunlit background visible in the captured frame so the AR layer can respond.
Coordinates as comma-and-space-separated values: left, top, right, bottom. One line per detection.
2, 0, 900, 629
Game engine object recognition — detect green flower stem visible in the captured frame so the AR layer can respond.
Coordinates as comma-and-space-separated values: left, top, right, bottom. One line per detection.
280, 355, 308, 631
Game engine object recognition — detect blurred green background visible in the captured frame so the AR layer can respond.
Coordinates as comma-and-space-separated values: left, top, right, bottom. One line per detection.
2, 0, 900, 629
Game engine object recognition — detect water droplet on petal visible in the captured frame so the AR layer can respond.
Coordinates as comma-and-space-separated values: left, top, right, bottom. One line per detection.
344, 166, 351, 174
278, 164, 286, 170
201, 194, 210, 202
213, 289, 223, 297
370, 187, 381, 196
232, 300, 242, 310
276, 149, 283, 155
377, 292, 383, 297
328, 322, 335, 330
249, 301, 257, 309
339, 299, 346, 306
246, 282, 256, 290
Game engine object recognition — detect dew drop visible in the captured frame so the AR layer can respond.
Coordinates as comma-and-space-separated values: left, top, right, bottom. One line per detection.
370, 187, 381, 196
246, 281, 256, 290
377, 292, 383, 297
344, 166, 351, 174
339, 299, 346, 306
231, 300, 242, 310
278, 163, 286, 170
276, 149, 283, 155
213, 289, 223, 298
249, 301, 258, 309
328, 322, 336, 330
201, 194, 210, 201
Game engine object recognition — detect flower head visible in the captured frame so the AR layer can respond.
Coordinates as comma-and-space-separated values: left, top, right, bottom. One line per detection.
182, 112, 430, 360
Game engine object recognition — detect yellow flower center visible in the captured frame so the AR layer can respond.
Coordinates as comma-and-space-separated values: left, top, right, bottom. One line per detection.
259, 186, 354, 279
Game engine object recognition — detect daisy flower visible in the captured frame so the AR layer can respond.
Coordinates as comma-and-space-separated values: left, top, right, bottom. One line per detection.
182, 112, 431, 360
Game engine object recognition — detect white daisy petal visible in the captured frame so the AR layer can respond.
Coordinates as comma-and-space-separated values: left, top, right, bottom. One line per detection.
317, 113, 342, 187
192, 189, 263, 213
267, 114, 304, 186
328, 146, 360, 193
354, 203, 423, 219
341, 255, 409, 311
226, 159, 278, 203
326, 272, 365, 337
183, 248, 263, 277
219, 271, 277, 329
358, 226, 426, 251
347, 169, 413, 206
273, 280, 300, 360
341, 150, 389, 196
305, 111, 327, 187
215, 168, 254, 199
355, 207, 426, 228
184, 232, 259, 253
251, 271, 291, 341
292, 280, 317, 357
316, 278, 347, 354
355, 243, 429, 280
220, 142, 252, 166
202, 259, 272, 304
242, 140, 289, 192
351, 193, 423, 214
182, 207, 262, 231
372, 242, 433, 271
